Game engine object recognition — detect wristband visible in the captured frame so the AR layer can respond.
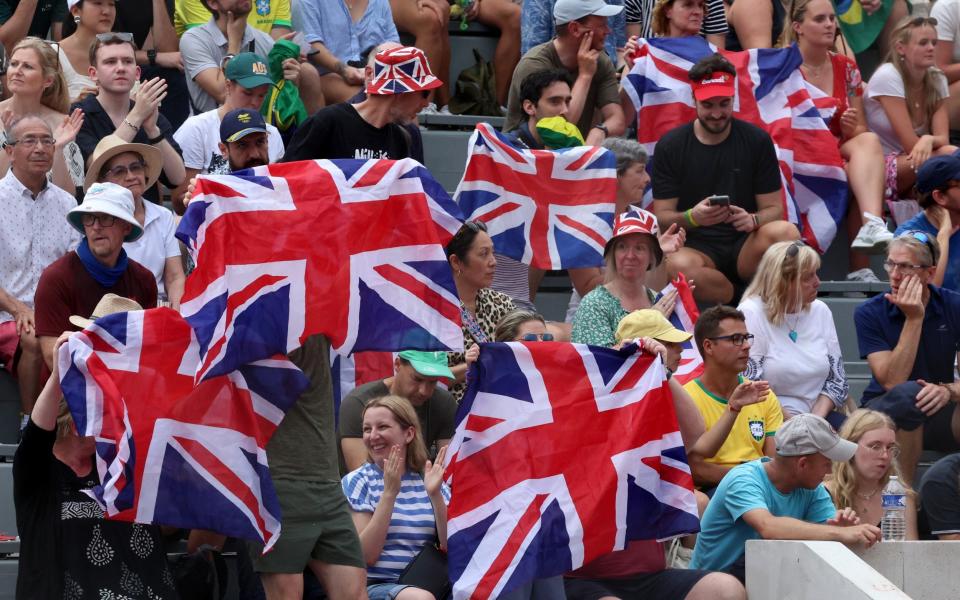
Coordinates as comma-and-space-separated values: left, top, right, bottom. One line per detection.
684, 208, 699, 228
752, 213, 760, 230
147, 132, 165, 145
147, 49, 157, 67
122, 119, 139, 133
729, 403, 741, 413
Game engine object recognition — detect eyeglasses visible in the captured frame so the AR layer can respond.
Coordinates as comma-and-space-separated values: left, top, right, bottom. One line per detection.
95, 32, 135, 44
860, 442, 901, 459
7, 136, 55, 148
80, 213, 117, 227
707, 333, 755, 346
883, 259, 930, 274
103, 160, 145, 180
519, 333, 554, 341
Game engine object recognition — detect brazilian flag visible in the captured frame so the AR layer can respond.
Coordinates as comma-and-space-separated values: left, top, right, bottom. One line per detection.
835, 0, 894, 54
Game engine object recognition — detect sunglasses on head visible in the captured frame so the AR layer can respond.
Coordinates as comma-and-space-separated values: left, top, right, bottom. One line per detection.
785, 239, 806, 259
96, 32, 135, 44
898, 229, 938, 263
906, 16, 938, 27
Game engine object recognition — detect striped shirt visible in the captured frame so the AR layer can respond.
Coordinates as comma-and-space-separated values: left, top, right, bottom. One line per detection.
342, 463, 451, 582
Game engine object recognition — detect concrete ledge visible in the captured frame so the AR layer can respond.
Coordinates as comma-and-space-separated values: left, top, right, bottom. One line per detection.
746, 540, 909, 600
854, 541, 960, 600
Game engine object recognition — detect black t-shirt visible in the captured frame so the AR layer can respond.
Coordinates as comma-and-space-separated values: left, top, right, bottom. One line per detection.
13, 420, 176, 599
652, 118, 781, 243
920, 454, 960, 536
0, 0, 66, 39
114, 0, 174, 49
282, 102, 411, 162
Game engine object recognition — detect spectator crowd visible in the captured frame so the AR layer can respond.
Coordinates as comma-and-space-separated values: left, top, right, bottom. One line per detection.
2, 0, 960, 598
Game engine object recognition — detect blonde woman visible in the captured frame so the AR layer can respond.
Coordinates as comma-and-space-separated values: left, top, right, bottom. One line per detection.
0, 37, 85, 192
864, 16, 958, 200
342, 395, 449, 600
826, 409, 918, 539
739, 241, 848, 426
783, 0, 893, 281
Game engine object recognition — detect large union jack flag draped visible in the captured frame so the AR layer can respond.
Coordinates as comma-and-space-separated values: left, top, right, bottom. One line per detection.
454, 123, 618, 270
622, 37, 848, 252
58, 308, 308, 551
658, 273, 703, 385
444, 342, 700, 599
175, 159, 465, 381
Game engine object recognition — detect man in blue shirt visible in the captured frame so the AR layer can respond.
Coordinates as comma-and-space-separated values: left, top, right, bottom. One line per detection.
691, 414, 880, 583
855, 232, 960, 484
895, 154, 960, 293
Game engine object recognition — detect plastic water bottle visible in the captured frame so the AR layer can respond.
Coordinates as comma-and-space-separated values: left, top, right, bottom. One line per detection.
880, 476, 907, 541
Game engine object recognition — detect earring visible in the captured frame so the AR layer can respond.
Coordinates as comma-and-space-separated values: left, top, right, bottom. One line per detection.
456, 269, 462, 277
74, 15, 80, 24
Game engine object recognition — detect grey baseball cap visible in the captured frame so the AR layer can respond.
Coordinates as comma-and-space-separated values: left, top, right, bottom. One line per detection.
775, 413, 857, 462
554, 0, 624, 25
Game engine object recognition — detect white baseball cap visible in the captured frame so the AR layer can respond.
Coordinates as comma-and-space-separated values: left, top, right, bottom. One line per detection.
67, 182, 144, 242
775, 413, 857, 462
554, 0, 624, 25
67, 0, 81, 10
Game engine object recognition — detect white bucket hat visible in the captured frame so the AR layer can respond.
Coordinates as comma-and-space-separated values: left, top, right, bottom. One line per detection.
67, 182, 144, 242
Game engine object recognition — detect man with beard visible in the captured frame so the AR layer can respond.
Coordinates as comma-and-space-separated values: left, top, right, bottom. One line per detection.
218, 107, 272, 171
651, 54, 798, 304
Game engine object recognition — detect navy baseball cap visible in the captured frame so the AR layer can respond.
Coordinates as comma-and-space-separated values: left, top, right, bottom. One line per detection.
916, 154, 960, 195
220, 108, 268, 144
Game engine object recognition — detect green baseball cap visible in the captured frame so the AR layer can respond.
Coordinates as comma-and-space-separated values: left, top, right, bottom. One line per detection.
398, 350, 455, 379
224, 52, 274, 89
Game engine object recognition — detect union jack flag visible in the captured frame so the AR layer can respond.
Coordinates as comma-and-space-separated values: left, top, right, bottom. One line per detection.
175, 159, 465, 381
454, 123, 618, 270
622, 37, 848, 252
444, 342, 700, 599
658, 273, 703, 384
58, 308, 308, 550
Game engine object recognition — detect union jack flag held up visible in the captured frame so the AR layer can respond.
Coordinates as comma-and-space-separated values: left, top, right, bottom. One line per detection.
58, 308, 308, 551
622, 37, 848, 252
444, 342, 700, 599
657, 273, 703, 384
175, 159, 465, 382
454, 123, 618, 270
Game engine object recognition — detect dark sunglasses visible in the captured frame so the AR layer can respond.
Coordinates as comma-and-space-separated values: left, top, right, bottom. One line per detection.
96, 32, 135, 44
462, 220, 488, 233
520, 333, 554, 342
785, 240, 806, 259
907, 16, 938, 27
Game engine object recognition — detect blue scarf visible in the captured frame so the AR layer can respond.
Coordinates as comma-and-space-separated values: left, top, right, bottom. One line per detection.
76, 238, 128, 288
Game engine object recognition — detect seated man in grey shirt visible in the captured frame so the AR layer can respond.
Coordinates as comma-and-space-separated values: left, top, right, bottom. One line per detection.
338, 350, 458, 472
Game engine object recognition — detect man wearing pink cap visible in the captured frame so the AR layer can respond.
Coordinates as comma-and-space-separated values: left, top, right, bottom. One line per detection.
651, 54, 800, 305
283, 45, 440, 162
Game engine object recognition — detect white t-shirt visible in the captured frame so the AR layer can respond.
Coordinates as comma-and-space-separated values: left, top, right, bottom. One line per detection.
933, 0, 960, 63
124, 201, 181, 294
864, 63, 949, 154
738, 296, 848, 417
173, 108, 284, 174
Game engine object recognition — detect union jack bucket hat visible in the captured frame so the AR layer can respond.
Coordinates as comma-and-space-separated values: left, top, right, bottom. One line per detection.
604, 208, 663, 265
366, 46, 443, 96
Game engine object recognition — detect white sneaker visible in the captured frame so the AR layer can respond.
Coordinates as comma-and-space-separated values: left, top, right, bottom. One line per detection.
846, 267, 882, 283
419, 102, 440, 116
851, 213, 894, 254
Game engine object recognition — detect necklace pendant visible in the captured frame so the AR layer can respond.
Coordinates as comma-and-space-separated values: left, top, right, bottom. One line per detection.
788, 330, 798, 343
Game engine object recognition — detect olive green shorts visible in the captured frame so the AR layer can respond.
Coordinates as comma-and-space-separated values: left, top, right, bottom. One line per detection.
250, 478, 365, 573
